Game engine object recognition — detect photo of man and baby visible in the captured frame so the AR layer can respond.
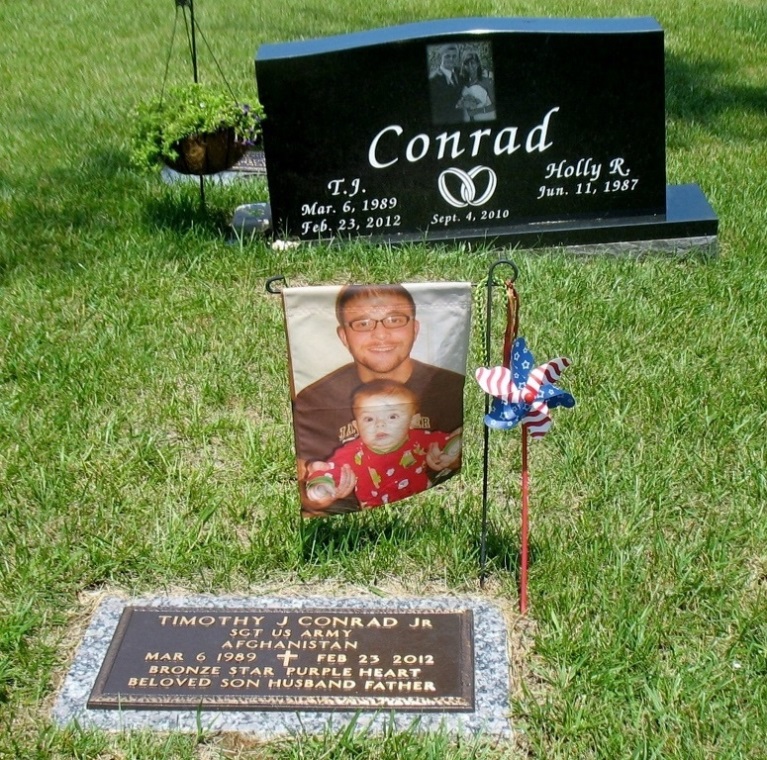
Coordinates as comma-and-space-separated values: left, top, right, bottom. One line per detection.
282, 282, 472, 517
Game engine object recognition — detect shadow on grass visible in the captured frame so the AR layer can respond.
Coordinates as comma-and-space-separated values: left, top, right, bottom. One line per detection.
0, 147, 138, 280
143, 188, 235, 237
3, 147, 130, 231
141, 167, 269, 238
480, 519, 545, 582
1, 145, 259, 274
299, 510, 417, 566
294, 499, 539, 588
482, 521, 521, 575
665, 49, 767, 140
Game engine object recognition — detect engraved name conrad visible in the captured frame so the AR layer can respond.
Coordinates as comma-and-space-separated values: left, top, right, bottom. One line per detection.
368, 107, 560, 168
296, 107, 561, 238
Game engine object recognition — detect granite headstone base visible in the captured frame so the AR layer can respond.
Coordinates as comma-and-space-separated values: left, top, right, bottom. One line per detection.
231, 184, 717, 256
53, 596, 511, 739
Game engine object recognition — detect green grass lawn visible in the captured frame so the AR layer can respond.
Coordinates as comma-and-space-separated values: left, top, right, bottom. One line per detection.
2, 0, 766, 757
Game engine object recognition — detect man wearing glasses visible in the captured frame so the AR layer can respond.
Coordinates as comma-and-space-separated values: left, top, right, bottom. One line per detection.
293, 284, 465, 513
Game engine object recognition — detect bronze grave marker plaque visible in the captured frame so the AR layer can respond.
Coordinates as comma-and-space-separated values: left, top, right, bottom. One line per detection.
88, 606, 474, 711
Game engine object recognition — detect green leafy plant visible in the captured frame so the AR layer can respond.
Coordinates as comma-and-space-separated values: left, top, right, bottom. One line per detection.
129, 82, 264, 173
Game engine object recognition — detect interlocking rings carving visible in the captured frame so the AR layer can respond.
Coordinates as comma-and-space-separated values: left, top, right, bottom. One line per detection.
437, 166, 498, 208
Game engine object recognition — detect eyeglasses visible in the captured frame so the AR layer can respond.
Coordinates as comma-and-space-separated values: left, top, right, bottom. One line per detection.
345, 314, 412, 332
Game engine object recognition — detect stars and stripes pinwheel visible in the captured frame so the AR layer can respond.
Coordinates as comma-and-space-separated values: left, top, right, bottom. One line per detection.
475, 337, 576, 438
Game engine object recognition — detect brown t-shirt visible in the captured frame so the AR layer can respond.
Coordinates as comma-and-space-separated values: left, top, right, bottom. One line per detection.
292, 359, 465, 462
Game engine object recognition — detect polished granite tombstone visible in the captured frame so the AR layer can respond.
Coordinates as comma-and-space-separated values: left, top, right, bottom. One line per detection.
253, 17, 716, 252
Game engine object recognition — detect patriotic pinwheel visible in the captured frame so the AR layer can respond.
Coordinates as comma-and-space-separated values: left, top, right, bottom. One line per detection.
475, 337, 575, 438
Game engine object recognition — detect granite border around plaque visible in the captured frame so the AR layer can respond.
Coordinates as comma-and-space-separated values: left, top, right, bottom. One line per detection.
53, 596, 511, 739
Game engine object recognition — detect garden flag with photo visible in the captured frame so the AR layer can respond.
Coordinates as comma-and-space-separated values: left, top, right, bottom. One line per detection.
282, 282, 472, 518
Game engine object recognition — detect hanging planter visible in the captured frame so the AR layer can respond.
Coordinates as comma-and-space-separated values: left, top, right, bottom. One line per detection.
130, 82, 263, 176
166, 126, 249, 176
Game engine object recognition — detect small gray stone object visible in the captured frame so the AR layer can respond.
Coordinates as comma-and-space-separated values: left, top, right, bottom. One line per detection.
231, 203, 272, 235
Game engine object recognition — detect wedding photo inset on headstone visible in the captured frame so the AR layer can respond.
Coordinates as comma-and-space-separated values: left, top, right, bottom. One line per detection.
427, 42, 496, 125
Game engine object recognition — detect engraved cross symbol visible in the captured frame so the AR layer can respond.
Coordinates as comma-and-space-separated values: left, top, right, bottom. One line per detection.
276, 651, 298, 667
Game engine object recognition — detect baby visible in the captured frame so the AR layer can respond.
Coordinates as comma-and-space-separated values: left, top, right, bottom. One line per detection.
305, 379, 462, 509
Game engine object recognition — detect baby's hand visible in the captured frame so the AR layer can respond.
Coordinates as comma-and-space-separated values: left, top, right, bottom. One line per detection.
305, 460, 336, 504
306, 480, 337, 503
304, 463, 357, 507
426, 429, 463, 471
335, 463, 357, 498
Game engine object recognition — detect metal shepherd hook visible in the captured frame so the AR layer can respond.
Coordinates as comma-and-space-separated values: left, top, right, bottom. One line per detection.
480, 259, 519, 591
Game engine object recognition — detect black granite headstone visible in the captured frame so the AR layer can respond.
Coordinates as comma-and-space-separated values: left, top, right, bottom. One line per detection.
255, 17, 717, 250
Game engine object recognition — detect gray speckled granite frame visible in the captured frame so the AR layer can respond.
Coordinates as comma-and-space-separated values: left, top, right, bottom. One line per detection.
53, 596, 511, 739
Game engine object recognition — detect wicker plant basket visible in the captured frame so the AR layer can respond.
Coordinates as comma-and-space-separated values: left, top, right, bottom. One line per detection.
166, 127, 248, 175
